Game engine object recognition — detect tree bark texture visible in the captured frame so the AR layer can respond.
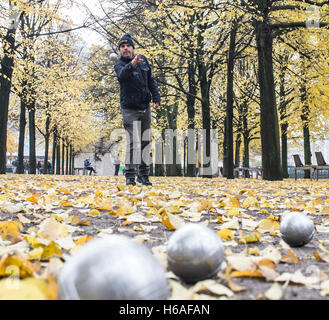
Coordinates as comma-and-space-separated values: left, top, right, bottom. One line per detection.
255, 21, 283, 180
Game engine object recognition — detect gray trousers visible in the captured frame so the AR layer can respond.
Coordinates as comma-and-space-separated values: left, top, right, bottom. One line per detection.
121, 106, 152, 178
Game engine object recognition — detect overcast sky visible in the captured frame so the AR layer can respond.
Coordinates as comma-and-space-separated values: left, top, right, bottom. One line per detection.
64, 0, 105, 46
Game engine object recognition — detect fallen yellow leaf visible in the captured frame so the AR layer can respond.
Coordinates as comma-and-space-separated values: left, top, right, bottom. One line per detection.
96, 201, 113, 211
86, 209, 101, 217
226, 208, 239, 216
147, 199, 155, 207
58, 200, 73, 207
25, 236, 44, 248
225, 266, 246, 292
166, 206, 182, 214
75, 235, 93, 246
257, 217, 280, 233
225, 196, 240, 208
217, 216, 224, 223
28, 247, 44, 260
281, 249, 300, 264
160, 211, 185, 230
121, 221, 135, 226
116, 205, 135, 216
26, 195, 39, 204
231, 270, 263, 278
249, 248, 260, 256
133, 226, 144, 232
58, 188, 71, 195
0, 255, 37, 278
238, 232, 261, 244
41, 242, 63, 259
242, 197, 259, 208
198, 199, 213, 212
0, 221, 23, 241
259, 209, 269, 214
314, 251, 329, 263
217, 229, 234, 241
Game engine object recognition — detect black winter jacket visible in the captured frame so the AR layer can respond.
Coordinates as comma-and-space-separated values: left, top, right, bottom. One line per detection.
114, 54, 161, 110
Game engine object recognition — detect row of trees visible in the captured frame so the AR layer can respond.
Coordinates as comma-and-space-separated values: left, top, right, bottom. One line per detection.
85, 0, 329, 180
0, 0, 99, 175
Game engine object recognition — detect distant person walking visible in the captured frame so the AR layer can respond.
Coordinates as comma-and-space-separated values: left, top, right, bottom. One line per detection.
84, 159, 96, 175
114, 153, 121, 176
47, 161, 52, 174
12, 159, 17, 173
37, 161, 42, 174
24, 161, 29, 174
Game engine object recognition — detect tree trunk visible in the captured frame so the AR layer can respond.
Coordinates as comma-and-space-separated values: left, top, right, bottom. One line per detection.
56, 141, 60, 175
165, 88, 182, 177
155, 56, 167, 177
279, 83, 289, 179
300, 84, 311, 178
241, 101, 252, 178
28, 102, 36, 174
164, 129, 182, 177
243, 135, 250, 178
43, 113, 50, 174
195, 20, 212, 178
69, 145, 73, 175
235, 133, 241, 168
225, 23, 238, 179
51, 131, 57, 174
155, 129, 165, 176
17, 98, 27, 174
71, 148, 75, 175
198, 62, 212, 178
281, 123, 289, 178
186, 60, 197, 177
61, 140, 65, 175
255, 21, 282, 180
223, 119, 228, 177
65, 143, 69, 175
165, 134, 181, 176
278, 54, 289, 179
0, 26, 17, 173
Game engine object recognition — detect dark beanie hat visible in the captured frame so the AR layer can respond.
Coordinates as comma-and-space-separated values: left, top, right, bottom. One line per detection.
118, 33, 135, 49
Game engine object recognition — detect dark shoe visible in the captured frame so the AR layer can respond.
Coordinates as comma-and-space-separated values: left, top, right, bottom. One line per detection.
137, 176, 152, 186
126, 177, 136, 186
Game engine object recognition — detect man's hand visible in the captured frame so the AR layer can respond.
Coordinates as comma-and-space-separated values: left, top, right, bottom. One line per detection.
154, 102, 160, 109
131, 53, 143, 68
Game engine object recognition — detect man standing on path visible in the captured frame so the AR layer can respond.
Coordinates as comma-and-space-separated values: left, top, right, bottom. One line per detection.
114, 33, 160, 186
114, 153, 121, 176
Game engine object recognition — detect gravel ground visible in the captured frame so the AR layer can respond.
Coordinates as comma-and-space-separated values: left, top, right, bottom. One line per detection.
1, 174, 329, 300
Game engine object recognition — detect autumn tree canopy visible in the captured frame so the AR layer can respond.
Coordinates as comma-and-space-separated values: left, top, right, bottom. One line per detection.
1, 0, 328, 180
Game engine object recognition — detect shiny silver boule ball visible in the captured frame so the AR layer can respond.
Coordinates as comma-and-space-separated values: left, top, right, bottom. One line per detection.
280, 212, 315, 247
109, 52, 118, 62
58, 235, 169, 300
167, 223, 224, 283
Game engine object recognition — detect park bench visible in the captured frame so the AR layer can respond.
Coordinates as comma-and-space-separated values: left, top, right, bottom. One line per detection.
73, 167, 87, 175
292, 154, 316, 180
234, 167, 262, 179
314, 151, 329, 180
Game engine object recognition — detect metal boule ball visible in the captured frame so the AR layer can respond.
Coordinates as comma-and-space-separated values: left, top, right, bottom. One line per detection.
280, 212, 315, 247
109, 52, 118, 62
58, 235, 169, 300
167, 223, 224, 283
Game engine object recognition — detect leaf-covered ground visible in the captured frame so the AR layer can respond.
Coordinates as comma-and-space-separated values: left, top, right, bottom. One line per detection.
0, 174, 329, 300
